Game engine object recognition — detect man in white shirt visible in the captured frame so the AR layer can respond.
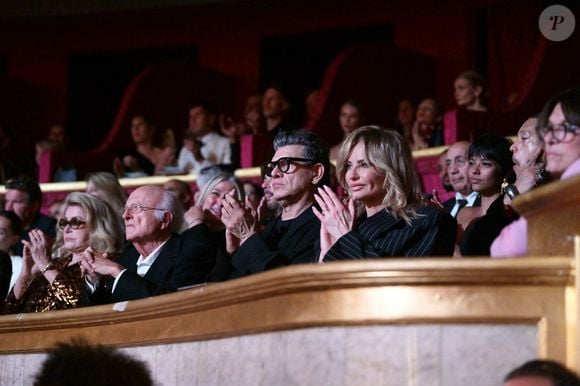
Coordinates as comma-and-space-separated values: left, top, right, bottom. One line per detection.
443, 141, 480, 217
83, 185, 216, 303
177, 102, 231, 175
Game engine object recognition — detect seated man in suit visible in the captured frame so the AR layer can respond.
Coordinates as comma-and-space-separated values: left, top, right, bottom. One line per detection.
83, 185, 216, 302
220, 130, 329, 278
3, 175, 56, 256
443, 141, 480, 217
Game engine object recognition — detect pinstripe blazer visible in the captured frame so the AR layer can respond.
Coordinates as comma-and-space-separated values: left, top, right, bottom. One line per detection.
323, 206, 457, 261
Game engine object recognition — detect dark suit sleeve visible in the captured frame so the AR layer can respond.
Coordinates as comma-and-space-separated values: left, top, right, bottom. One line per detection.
230, 216, 319, 277
112, 225, 217, 302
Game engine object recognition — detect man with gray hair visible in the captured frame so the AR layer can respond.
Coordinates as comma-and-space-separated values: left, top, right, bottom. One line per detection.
83, 185, 216, 302
220, 130, 329, 278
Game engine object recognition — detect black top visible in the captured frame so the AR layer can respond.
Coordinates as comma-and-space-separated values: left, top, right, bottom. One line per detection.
460, 195, 518, 256
0, 251, 11, 307
323, 206, 457, 261
228, 207, 320, 279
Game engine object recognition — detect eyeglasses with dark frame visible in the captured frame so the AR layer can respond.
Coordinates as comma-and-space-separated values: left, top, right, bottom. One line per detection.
122, 203, 166, 215
58, 217, 87, 231
539, 122, 579, 142
261, 157, 316, 178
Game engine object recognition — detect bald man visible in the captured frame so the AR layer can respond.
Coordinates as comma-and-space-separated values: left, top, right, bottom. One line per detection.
443, 141, 481, 217
84, 185, 215, 303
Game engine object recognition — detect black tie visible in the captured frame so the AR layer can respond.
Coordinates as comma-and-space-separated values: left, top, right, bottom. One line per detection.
457, 199, 468, 211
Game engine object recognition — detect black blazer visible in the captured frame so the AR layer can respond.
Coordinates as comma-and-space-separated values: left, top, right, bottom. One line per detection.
229, 207, 320, 278
443, 194, 482, 215
110, 224, 216, 302
323, 206, 457, 261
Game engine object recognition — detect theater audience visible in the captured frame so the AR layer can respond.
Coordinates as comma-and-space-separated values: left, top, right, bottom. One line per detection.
329, 100, 364, 160
243, 181, 264, 210
0, 210, 23, 295
113, 115, 170, 177
457, 134, 513, 256
503, 359, 580, 386
3, 175, 56, 256
436, 149, 453, 193
86, 172, 127, 216
34, 339, 154, 386
177, 102, 231, 175
393, 99, 416, 144
183, 173, 244, 281
453, 70, 487, 112
442, 141, 481, 217
219, 130, 328, 278
492, 86, 580, 257
82, 185, 216, 302
315, 126, 456, 261
409, 98, 444, 150
262, 84, 297, 136
3, 193, 123, 314
163, 178, 194, 211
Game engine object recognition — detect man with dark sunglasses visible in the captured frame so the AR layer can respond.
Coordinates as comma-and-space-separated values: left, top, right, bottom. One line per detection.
220, 130, 329, 278
3, 175, 56, 256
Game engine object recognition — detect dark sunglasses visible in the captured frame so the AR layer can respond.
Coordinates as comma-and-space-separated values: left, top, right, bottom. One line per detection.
261, 157, 315, 178
58, 217, 87, 230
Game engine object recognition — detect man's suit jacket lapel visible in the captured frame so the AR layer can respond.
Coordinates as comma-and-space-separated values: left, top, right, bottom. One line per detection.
142, 234, 180, 285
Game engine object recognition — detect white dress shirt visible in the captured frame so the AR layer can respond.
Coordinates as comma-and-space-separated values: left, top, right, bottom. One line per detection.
177, 131, 231, 174
111, 238, 170, 293
450, 191, 480, 217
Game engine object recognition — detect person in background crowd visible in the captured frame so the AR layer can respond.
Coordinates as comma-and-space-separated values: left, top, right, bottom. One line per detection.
442, 141, 481, 218
454, 70, 487, 112
0, 210, 23, 295
86, 172, 127, 217
113, 115, 170, 177
394, 99, 416, 145
163, 179, 194, 211
457, 134, 513, 256
329, 100, 364, 160
34, 339, 154, 386
262, 84, 297, 136
243, 181, 264, 210
492, 86, 580, 257
177, 102, 231, 175
409, 98, 443, 150
183, 172, 244, 281
503, 359, 580, 386
315, 126, 456, 261
220, 130, 328, 278
436, 149, 453, 193
3, 193, 124, 314
82, 185, 216, 302
3, 175, 56, 256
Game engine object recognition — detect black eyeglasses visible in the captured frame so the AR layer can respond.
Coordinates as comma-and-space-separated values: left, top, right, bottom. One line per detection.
539, 122, 579, 142
261, 157, 316, 178
122, 203, 166, 215
58, 217, 87, 230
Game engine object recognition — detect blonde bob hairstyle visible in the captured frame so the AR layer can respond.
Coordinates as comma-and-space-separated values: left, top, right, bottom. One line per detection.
336, 125, 422, 224
56, 192, 125, 256
86, 172, 127, 215
195, 172, 245, 208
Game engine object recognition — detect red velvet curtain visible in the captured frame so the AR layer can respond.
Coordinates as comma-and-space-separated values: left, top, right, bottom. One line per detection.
485, 1, 546, 113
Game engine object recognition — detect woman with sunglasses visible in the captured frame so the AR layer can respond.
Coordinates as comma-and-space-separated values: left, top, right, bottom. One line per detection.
492, 86, 580, 257
3, 192, 124, 314
314, 126, 456, 261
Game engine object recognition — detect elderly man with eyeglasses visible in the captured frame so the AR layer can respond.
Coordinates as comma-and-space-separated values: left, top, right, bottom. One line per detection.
82, 185, 216, 303
219, 130, 329, 279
